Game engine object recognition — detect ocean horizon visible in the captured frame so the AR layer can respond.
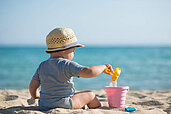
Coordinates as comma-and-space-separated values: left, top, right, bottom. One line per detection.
0, 46, 171, 91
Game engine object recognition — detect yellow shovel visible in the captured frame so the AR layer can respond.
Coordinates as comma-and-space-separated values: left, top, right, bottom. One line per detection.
105, 68, 121, 86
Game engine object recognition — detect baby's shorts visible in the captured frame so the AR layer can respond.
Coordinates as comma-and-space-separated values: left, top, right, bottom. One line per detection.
39, 96, 73, 111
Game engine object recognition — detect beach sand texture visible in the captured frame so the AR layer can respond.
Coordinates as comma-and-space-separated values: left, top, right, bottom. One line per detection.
0, 90, 170, 114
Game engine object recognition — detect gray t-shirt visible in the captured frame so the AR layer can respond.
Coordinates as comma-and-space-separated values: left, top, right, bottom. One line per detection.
32, 58, 84, 110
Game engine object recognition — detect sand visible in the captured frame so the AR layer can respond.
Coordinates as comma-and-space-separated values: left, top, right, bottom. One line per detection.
0, 89, 170, 114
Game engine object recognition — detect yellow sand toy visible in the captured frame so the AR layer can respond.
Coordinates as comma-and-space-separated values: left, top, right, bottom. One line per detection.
105, 68, 121, 81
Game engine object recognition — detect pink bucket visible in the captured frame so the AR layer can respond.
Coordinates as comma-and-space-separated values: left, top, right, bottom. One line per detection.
104, 86, 129, 108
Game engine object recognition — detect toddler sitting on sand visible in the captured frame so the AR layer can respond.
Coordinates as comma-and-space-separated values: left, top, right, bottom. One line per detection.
29, 28, 113, 111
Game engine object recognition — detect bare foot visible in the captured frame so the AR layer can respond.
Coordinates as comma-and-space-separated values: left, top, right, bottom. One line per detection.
101, 102, 109, 107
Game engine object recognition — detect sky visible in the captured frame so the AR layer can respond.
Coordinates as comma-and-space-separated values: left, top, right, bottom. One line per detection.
0, 0, 171, 46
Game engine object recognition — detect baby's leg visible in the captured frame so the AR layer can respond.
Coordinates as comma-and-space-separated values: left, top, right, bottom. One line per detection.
72, 91, 101, 109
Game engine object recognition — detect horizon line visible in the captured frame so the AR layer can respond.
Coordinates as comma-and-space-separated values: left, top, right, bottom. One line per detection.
0, 44, 171, 48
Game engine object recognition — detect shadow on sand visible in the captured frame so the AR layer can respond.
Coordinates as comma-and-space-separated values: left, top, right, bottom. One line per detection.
0, 106, 39, 113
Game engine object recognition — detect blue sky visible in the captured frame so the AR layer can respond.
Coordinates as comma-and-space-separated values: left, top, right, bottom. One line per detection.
0, 0, 171, 46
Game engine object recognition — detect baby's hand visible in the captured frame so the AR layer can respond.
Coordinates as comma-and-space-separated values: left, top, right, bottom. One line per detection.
103, 64, 113, 75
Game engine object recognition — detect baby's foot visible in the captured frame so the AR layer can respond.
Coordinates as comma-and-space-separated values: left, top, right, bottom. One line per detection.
101, 102, 109, 107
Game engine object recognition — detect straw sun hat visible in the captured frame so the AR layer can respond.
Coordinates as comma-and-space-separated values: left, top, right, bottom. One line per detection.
45, 28, 84, 53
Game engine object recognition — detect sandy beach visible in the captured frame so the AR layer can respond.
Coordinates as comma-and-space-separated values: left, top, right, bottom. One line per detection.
0, 89, 170, 114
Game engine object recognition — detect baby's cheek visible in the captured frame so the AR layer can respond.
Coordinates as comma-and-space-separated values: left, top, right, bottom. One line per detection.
69, 53, 74, 60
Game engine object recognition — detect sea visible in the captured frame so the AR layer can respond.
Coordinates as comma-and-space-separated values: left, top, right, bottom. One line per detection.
0, 46, 171, 91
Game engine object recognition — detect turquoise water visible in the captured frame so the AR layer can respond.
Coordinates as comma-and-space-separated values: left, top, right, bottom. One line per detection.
0, 46, 171, 90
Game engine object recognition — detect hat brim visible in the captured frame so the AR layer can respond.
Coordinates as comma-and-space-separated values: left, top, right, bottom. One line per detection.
45, 43, 84, 53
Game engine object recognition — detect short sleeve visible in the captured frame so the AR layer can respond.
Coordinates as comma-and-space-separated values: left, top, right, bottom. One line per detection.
65, 61, 84, 78
32, 67, 40, 81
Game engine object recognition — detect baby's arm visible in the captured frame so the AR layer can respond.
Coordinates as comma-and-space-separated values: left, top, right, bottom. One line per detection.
79, 64, 113, 78
29, 79, 40, 100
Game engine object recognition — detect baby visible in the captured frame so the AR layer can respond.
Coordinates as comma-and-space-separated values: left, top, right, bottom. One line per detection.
29, 28, 113, 111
